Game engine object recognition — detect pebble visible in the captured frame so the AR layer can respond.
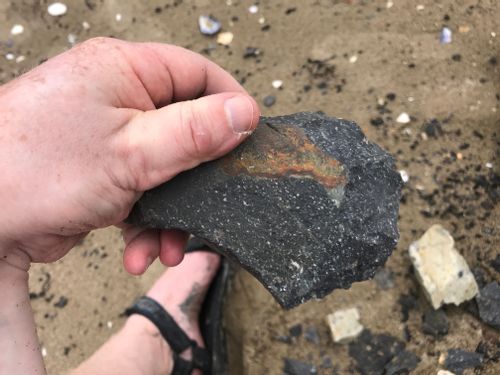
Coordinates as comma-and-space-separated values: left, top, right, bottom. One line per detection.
349, 55, 358, 63
396, 112, 411, 124
248, 5, 258, 14
416, 4, 425, 11
304, 326, 320, 344
385, 350, 420, 375
15, 55, 25, 63
326, 307, 363, 343
198, 15, 221, 36
82, 21, 90, 30
440, 27, 452, 44
216, 31, 233, 45
41, 347, 48, 357
409, 224, 479, 309
115, 13, 122, 22
444, 349, 483, 375
422, 119, 443, 138
47, 2, 67, 17
263, 95, 276, 107
272, 79, 283, 89
422, 309, 449, 337
437, 371, 455, 375
67, 33, 77, 45
399, 170, 409, 184
289, 324, 303, 337
5, 53, 15, 61
475, 281, 500, 329
10, 24, 24, 36
283, 358, 317, 375
243, 47, 261, 58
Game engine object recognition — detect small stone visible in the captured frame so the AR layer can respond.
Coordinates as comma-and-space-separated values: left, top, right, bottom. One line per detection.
41, 347, 48, 357
422, 309, 449, 337
370, 117, 384, 127
283, 358, 317, 375
248, 5, 258, 14
373, 267, 394, 289
82, 21, 90, 30
198, 15, 221, 36
399, 170, 409, 184
263, 95, 276, 107
115, 13, 122, 22
349, 55, 358, 63
15, 55, 25, 63
444, 349, 483, 375
10, 24, 24, 36
272, 79, 283, 89
422, 119, 443, 138
440, 27, 452, 44
5, 53, 15, 61
349, 330, 405, 375
437, 371, 455, 375
326, 307, 363, 343
458, 25, 470, 33
289, 324, 303, 337
476, 282, 500, 329
304, 326, 320, 344
491, 254, 500, 273
384, 350, 420, 375
396, 112, 411, 124
106, 321, 113, 329
409, 225, 479, 309
47, 2, 67, 16
67, 33, 77, 45
243, 47, 261, 58
54, 296, 69, 308
416, 4, 425, 11
217, 31, 233, 45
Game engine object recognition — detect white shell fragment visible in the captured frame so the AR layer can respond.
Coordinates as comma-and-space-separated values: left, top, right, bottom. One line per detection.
440, 27, 452, 44
217, 31, 233, 45
47, 2, 67, 17
409, 224, 479, 309
248, 5, 258, 14
10, 24, 24, 36
396, 112, 411, 124
326, 307, 363, 343
272, 80, 283, 89
399, 170, 409, 183
198, 15, 221, 36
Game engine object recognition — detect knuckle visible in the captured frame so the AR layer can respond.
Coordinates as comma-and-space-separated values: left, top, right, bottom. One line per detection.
179, 102, 214, 160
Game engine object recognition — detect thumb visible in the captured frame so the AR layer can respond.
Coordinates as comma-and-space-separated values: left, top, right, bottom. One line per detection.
116, 92, 260, 191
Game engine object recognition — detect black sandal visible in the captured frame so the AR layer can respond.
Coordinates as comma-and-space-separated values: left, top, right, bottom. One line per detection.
125, 237, 231, 375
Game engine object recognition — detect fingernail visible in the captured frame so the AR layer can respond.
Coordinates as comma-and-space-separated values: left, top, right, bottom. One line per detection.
224, 95, 255, 134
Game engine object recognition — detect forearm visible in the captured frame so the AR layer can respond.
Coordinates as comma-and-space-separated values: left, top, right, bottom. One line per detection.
0, 260, 45, 374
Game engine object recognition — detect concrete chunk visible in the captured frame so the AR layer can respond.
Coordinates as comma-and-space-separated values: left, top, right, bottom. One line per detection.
326, 307, 363, 343
409, 225, 478, 309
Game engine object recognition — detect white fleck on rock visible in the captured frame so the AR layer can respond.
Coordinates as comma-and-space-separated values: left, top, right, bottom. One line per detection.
396, 112, 411, 124
326, 307, 363, 343
217, 31, 233, 45
272, 80, 283, 89
10, 24, 24, 35
409, 224, 479, 309
48, 3, 67, 17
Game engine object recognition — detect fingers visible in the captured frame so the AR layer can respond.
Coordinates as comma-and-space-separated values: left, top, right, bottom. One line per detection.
120, 41, 247, 106
115, 92, 259, 191
121, 226, 188, 275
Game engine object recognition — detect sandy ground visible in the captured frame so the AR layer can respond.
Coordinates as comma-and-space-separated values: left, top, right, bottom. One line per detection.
1, 0, 499, 374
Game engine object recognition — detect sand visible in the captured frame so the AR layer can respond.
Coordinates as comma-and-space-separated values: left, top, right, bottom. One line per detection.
0, 0, 498, 374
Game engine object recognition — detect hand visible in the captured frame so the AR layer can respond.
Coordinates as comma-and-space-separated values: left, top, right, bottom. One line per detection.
0, 37, 259, 274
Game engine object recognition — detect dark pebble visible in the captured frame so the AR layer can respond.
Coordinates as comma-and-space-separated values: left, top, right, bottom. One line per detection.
399, 293, 418, 322
304, 326, 320, 344
370, 117, 384, 127
263, 95, 276, 107
490, 254, 500, 273
452, 53, 462, 62
386, 92, 396, 101
422, 309, 449, 337
348, 330, 405, 375
444, 349, 483, 375
54, 296, 68, 308
384, 350, 420, 375
489, 56, 497, 65
283, 358, 317, 375
243, 47, 261, 58
475, 281, 500, 329
289, 324, 303, 337
275, 335, 293, 344
422, 119, 443, 138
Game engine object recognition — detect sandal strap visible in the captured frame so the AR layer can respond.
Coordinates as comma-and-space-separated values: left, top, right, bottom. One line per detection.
125, 296, 211, 374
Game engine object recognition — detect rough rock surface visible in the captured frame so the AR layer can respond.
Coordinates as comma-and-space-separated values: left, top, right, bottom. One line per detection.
326, 307, 364, 343
422, 309, 449, 337
409, 225, 479, 309
283, 358, 317, 375
444, 349, 483, 375
476, 281, 500, 330
128, 112, 402, 308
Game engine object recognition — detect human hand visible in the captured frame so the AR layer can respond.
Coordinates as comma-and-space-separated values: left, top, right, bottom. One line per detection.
0, 37, 259, 274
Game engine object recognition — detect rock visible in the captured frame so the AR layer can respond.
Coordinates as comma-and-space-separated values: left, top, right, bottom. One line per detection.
127, 112, 402, 308
437, 371, 455, 375
373, 267, 394, 290
490, 254, 500, 273
289, 324, 303, 338
409, 225, 479, 309
283, 358, 317, 375
216, 31, 233, 46
348, 330, 405, 375
384, 350, 420, 375
398, 293, 418, 322
476, 282, 500, 329
198, 15, 221, 36
47, 2, 67, 17
263, 95, 276, 107
304, 326, 320, 344
422, 119, 443, 138
396, 112, 410, 124
326, 307, 363, 343
422, 309, 449, 337
444, 349, 483, 375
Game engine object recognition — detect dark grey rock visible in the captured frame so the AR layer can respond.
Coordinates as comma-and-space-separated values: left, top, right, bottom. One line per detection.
283, 358, 317, 375
348, 330, 405, 375
422, 309, 449, 337
476, 282, 500, 329
304, 326, 320, 344
263, 95, 276, 107
384, 350, 420, 375
289, 324, 303, 338
127, 112, 402, 308
444, 349, 483, 375
320, 356, 333, 369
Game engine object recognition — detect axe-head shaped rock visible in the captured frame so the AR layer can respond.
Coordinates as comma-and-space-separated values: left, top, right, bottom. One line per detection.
127, 112, 403, 309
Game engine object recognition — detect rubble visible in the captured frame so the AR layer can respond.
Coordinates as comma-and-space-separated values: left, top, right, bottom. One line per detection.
326, 308, 363, 343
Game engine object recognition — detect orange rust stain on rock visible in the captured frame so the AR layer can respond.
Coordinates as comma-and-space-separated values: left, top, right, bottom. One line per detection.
221, 124, 347, 189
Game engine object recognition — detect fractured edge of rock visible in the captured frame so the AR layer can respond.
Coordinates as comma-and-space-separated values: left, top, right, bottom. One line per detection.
409, 224, 478, 309
127, 112, 402, 308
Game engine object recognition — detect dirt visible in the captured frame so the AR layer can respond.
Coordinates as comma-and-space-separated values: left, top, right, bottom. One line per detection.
0, 0, 498, 374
